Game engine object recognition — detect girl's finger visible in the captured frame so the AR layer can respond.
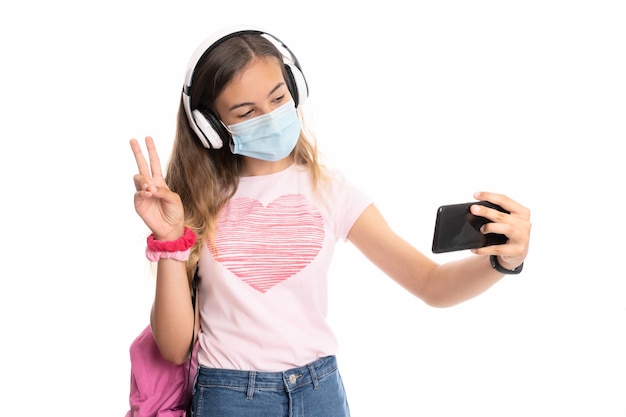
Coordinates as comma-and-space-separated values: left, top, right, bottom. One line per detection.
473, 191, 530, 218
130, 138, 152, 179
144, 136, 164, 179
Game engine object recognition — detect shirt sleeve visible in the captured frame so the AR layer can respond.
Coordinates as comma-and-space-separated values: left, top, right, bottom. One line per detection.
324, 169, 373, 241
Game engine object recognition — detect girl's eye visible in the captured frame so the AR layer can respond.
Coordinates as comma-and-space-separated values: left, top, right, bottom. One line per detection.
273, 94, 285, 104
238, 109, 254, 119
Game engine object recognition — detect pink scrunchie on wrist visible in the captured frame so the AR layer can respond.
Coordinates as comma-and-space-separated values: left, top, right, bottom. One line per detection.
146, 227, 197, 252
145, 247, 191, 262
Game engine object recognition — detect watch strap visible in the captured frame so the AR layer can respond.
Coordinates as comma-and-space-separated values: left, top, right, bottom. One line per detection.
490, 255, 523, 275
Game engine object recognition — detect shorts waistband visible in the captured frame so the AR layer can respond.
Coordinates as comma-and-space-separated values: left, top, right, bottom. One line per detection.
196, 355, 338, 395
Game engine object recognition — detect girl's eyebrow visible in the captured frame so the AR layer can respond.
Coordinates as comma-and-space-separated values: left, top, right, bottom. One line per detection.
228, 82, 285, 112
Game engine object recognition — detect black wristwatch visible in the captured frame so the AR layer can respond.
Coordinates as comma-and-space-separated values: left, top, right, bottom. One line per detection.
490, 255, 524, 275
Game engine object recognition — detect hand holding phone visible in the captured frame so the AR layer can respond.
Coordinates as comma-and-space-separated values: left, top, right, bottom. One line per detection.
431, 201, 509, 254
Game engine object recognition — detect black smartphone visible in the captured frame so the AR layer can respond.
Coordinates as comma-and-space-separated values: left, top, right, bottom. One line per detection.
431, 201, 509, 254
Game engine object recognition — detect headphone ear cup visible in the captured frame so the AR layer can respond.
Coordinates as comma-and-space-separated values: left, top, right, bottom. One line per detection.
192, 109, 228, 149
284, 62, 308, 108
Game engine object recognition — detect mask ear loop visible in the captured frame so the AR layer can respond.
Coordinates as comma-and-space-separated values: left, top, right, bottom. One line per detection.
219, 120, 236, 152
220, 120, 233, 134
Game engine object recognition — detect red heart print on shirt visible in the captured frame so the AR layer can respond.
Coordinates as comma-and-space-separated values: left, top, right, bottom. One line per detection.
210, 194, 325, 293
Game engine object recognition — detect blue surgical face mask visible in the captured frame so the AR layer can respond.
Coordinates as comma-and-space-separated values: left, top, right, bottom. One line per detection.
226, 100, 301, 161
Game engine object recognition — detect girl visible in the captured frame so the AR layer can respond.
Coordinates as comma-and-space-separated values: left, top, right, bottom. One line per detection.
130, 26, 531, 417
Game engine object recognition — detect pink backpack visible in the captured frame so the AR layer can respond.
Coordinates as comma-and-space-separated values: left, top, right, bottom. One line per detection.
125, 325, 198, 417
126, 268, 199, 417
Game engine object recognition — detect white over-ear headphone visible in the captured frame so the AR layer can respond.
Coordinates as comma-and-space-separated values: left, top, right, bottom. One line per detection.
182, 25, 309, 149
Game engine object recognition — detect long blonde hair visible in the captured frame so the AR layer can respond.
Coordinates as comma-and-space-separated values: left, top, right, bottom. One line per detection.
164, 33, 325, 287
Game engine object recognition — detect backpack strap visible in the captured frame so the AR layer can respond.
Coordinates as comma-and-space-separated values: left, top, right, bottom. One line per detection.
183, 262, 200, 414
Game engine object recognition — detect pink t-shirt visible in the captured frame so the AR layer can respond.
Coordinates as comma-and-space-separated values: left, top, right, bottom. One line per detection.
196, 164, 371, 371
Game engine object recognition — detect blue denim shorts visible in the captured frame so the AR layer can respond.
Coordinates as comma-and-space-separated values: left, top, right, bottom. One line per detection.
191, 355, 351, 417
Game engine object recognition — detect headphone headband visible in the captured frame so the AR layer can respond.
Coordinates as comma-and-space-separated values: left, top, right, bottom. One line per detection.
182, 25, 308, 149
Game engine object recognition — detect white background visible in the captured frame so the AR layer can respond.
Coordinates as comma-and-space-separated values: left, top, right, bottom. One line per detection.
1, 1, 624, 416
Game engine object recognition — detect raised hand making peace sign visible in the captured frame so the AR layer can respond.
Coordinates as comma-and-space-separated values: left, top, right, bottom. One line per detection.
130, 136, 185, 241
